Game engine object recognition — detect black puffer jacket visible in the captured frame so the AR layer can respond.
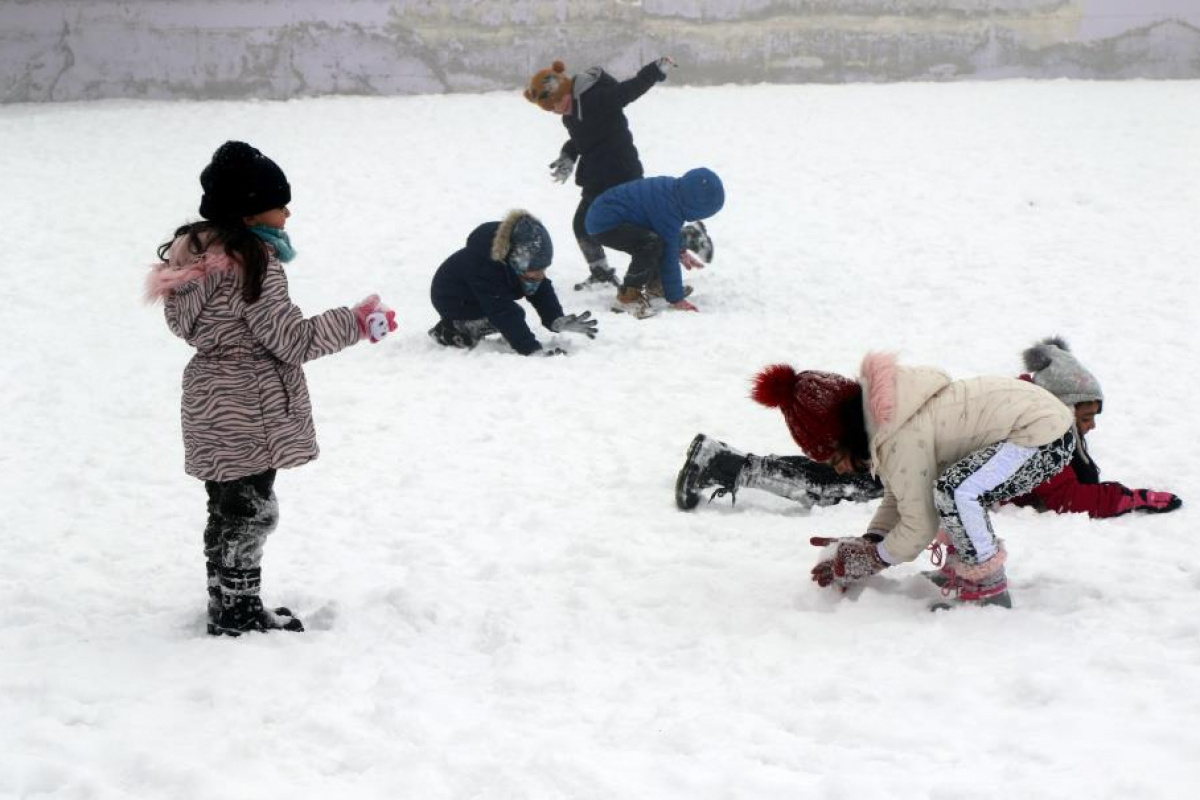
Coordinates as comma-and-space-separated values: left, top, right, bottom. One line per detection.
560, 62, 664, 193
430, 222, 565, 355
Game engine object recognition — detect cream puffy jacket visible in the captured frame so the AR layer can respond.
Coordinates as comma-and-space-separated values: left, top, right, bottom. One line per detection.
860, 353, 1072, 563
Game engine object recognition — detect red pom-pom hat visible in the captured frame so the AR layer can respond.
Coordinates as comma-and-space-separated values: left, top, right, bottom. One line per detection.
751, 364, 862, 461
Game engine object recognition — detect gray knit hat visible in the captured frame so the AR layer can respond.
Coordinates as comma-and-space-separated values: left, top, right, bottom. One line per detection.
1022, 336, 1103, 409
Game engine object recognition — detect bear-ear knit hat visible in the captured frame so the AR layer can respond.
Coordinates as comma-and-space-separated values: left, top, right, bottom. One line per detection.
524, 60, 573, 111
492, 210, 554, 272
199, 141, 291, 223
751, 364, 863, 461
1022, 336, 1103, 410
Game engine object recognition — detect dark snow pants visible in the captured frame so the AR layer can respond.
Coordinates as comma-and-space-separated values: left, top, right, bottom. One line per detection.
572, 190, 608, 271
592, 223, 665, 290
742, 454, 885, 507
203, 469, 279, 598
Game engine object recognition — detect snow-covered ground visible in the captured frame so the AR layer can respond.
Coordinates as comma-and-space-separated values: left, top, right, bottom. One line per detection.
1, 80, 1198, 799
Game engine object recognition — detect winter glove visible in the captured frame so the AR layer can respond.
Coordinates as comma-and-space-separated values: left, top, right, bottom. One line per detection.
352, 294, 398, 343
549, 154, 575, 184
670, 299, 699, 312
550, 311, 598, 339
680, 250, 706, 271
655, 56, 677, 79
809, 536, 888, 589
1116, 488, 1182, 515
542, 347, 568, 357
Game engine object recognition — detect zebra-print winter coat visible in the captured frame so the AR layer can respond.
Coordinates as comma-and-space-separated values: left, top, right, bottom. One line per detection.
147, 235, 361, 482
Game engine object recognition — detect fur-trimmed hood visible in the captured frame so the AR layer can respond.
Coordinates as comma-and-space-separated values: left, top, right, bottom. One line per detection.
860, 352, 950, 442
490, 209, 533, 262
144, 234, 238, 303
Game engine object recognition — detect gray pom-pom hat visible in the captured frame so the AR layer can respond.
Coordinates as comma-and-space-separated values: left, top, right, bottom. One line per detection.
1022, 336, 1103, 410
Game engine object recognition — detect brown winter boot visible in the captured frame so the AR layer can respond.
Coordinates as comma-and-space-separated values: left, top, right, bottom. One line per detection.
644, 277, 694, 300
611, 286, 657, 318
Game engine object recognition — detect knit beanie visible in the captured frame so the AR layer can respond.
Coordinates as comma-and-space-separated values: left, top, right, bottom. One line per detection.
1022, 336, 1103, 409
677, 168, 725, 221
491, 210, 553, 272
524, 61, 573, 111
751, 364, 864, 461
199, 141, 291, 223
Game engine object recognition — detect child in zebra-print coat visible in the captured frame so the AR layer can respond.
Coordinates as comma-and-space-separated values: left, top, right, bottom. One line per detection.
146, 141, 398, 637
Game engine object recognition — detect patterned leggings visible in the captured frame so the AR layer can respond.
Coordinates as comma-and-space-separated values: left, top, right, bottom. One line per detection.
934, 430, 1075, 567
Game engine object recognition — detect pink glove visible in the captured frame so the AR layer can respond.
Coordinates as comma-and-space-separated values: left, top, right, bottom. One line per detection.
670, 299, 699, 312
680, 250, 706, 271
1116, 488, 1182, 515
809, 536, 888, 589
352, 294, 397, 343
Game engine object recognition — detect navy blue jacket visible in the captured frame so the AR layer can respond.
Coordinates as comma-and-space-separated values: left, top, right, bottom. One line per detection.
585, 168, 725, 303
561, 63, 663, 193
430, 222, 565, 355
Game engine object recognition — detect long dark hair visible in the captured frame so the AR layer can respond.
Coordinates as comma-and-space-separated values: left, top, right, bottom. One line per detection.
840, 395, 871, 463
157, 221, 269, 303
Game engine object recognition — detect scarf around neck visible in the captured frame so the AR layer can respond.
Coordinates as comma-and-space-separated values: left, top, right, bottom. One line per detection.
249, 225, 296, 263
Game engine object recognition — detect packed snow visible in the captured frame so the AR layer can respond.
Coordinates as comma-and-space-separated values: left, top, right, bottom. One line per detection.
1, 79, 1198, 799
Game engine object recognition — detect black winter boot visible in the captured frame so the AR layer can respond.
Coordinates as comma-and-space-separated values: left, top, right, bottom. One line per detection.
573, 259, 620, 290
675, 434, 749, 510
211, 567, 304, 637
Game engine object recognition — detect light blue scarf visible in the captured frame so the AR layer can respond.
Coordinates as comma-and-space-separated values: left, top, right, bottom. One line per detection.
249, 225, 296, 263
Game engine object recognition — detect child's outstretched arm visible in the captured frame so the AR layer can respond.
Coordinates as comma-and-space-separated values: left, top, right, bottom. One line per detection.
616, 58, 672, 107
243, 261, 371, 364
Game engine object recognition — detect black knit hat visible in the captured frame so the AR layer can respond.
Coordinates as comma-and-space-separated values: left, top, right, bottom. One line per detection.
198, 141, 291, 222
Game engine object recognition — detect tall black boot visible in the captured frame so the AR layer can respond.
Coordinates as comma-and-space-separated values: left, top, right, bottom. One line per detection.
212, 566, 304, 637
675, 434, 750, 510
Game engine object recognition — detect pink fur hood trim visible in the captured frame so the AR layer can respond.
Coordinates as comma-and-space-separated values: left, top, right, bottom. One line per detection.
859, 351, 898, 429
143, 238, 238, 303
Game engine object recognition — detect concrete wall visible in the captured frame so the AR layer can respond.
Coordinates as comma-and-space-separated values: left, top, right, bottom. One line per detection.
2, 0, 1198, 103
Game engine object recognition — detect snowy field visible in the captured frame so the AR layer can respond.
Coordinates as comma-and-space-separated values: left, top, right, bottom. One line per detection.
2, 79, 1199, 799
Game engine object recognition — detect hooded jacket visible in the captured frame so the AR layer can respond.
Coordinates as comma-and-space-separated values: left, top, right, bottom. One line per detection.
559, 62, 663, 193
146, 234, 360, 482
860, 353, 1073, 563
429, 220, 565, 355
584, 169, 725, 303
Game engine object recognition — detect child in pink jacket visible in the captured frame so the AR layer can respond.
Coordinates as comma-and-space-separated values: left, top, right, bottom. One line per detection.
147, 141, 397, 637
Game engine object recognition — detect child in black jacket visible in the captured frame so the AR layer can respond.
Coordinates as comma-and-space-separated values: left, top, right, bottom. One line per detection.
429, 210, 597, 356
524, 57, 675, 290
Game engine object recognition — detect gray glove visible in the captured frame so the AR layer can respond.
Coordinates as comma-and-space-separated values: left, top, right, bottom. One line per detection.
551, 311, 598, 339
655, 56, 677, 79
549, 154, 575, 184
542, 347, 568, 357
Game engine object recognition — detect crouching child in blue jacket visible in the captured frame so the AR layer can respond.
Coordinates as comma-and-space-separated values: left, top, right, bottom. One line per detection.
429, 210, 598, 355
585, 168, 725, 318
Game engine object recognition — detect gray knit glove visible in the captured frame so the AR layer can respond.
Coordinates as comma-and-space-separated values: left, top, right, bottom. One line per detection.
549, 154, 575, 184
551, 311, 598, 339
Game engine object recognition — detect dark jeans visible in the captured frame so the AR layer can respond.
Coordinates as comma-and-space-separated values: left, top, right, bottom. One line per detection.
203, 469, 278, 572
592, 223, 664, 290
